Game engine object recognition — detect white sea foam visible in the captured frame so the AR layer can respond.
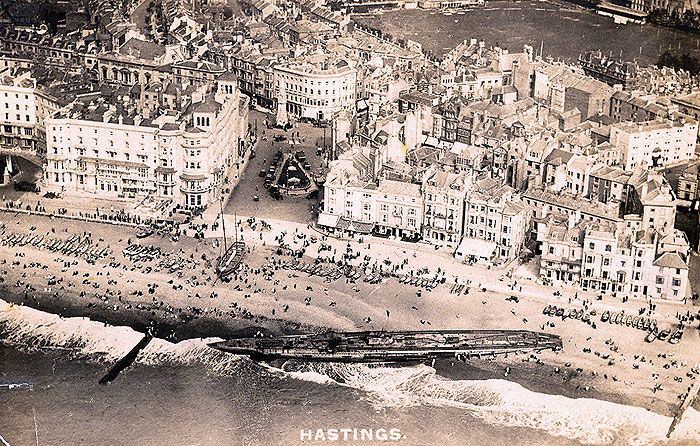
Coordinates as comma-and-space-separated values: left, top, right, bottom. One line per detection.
278, 362, 700, 445
2, 299, 698, 445
0, 299, 244, 375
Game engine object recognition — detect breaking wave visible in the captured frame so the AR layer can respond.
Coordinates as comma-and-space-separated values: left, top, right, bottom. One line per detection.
269, 360, 700, 445
2, 298, 699, 445
0, 299, 244, 375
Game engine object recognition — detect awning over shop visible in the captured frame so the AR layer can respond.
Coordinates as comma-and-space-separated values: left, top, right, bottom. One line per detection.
348, 221, 374, 234
337, 217, 374, 234
317, 212, 340, 228
455, 237, 497, 260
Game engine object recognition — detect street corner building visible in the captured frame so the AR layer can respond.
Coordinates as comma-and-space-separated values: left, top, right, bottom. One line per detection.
41, 74, 250, 210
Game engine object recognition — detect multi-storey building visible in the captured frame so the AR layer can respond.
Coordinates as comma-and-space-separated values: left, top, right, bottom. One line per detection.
528, 62, 613, 120
609, 90, 671, 123
540, 219, 690, 300
587, 165, 632, 206
274, 55, 357, 122
460, 177, 531, 262
675, 162, 698, 201
422, 168, 471, 249
609, 118, 697, 171
538, 215, 585, 283
578, 51, 639, 90
172, 60, 227, 88
374, 180, 423, 239
43, 78, 249, 209
97, 38, 187, 86
0, 68, 61, 157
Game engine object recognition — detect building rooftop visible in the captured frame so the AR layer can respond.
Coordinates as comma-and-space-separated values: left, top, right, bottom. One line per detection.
613, 118, 695, 134
378, 179, 421, 198
653, 251, 688, 270
524, 187, 619, 220
119, 38, 166, 61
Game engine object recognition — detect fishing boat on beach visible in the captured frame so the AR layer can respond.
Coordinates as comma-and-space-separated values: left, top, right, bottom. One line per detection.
216, 240, 246, 279
215, 205, 245, 280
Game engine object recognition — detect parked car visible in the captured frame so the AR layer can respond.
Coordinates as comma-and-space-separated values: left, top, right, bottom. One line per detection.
14, 181, 39, 192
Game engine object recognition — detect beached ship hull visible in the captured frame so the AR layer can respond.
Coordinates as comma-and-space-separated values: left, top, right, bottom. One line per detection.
209, 329, 562, 363
216, 241, 246, 279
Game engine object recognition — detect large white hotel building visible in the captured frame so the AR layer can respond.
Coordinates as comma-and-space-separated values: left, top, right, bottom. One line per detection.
43, 77, 249, 209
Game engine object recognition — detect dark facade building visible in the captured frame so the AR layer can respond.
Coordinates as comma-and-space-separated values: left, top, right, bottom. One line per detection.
578, 51, 639, 90
609, 90, 670, 123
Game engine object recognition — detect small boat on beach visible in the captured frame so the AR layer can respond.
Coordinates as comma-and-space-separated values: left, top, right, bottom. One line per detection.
601, 311, 610, 322
668, 330, 683, 345
657, 329, 671, 341
215, 208, 246, 280
645, 330, 657, 343
216, 241, 246, 279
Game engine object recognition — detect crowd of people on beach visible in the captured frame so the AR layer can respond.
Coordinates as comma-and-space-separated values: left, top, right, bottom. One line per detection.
1, 208, 699, 411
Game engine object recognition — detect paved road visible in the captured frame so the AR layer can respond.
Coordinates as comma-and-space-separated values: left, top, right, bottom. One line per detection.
224, 110, 330, 223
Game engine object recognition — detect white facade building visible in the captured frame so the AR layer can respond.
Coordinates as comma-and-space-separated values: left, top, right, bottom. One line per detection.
0, 68, 60, 156
422, 169, 471, 249
460, 177, 531, 262
274, 56, 356, 122
609, 119, 697, 171
43, 80, 248, 208
540, 219, 690, 301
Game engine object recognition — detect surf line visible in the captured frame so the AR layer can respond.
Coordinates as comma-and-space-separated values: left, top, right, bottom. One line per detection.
98, 332, 153, 385
0, 432, 12, 446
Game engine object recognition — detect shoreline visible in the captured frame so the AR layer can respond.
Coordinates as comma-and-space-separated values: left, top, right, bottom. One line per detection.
0, 283, 675, 419
0, 292, 647, 413
1, 211, 698, 420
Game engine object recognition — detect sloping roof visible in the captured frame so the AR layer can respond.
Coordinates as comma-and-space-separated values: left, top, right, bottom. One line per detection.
544, 148, 575, 166
218, 71, 238, 82
378, 179, 420, 198
653, 252, 687, 270
192, 95, 222, 113
120, 38, 166, 60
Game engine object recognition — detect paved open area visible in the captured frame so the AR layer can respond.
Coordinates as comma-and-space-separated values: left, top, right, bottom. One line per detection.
224, 110, 330, 223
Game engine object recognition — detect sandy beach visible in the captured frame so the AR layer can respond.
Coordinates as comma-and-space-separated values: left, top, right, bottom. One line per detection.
1, 208, 698, 422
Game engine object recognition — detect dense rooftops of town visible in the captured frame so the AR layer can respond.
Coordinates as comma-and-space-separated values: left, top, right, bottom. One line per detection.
613, 117, 697, 133
277, 52, 355, 75
52, 93, 160, 127
672, 90, 700, 108
524, 187, 620, 220
47, 78, 228, 130
578, 50, 638, 77
0, 26, 79, 50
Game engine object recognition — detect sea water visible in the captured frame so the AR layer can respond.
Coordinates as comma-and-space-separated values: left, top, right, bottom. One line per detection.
1, 299, 698, 446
